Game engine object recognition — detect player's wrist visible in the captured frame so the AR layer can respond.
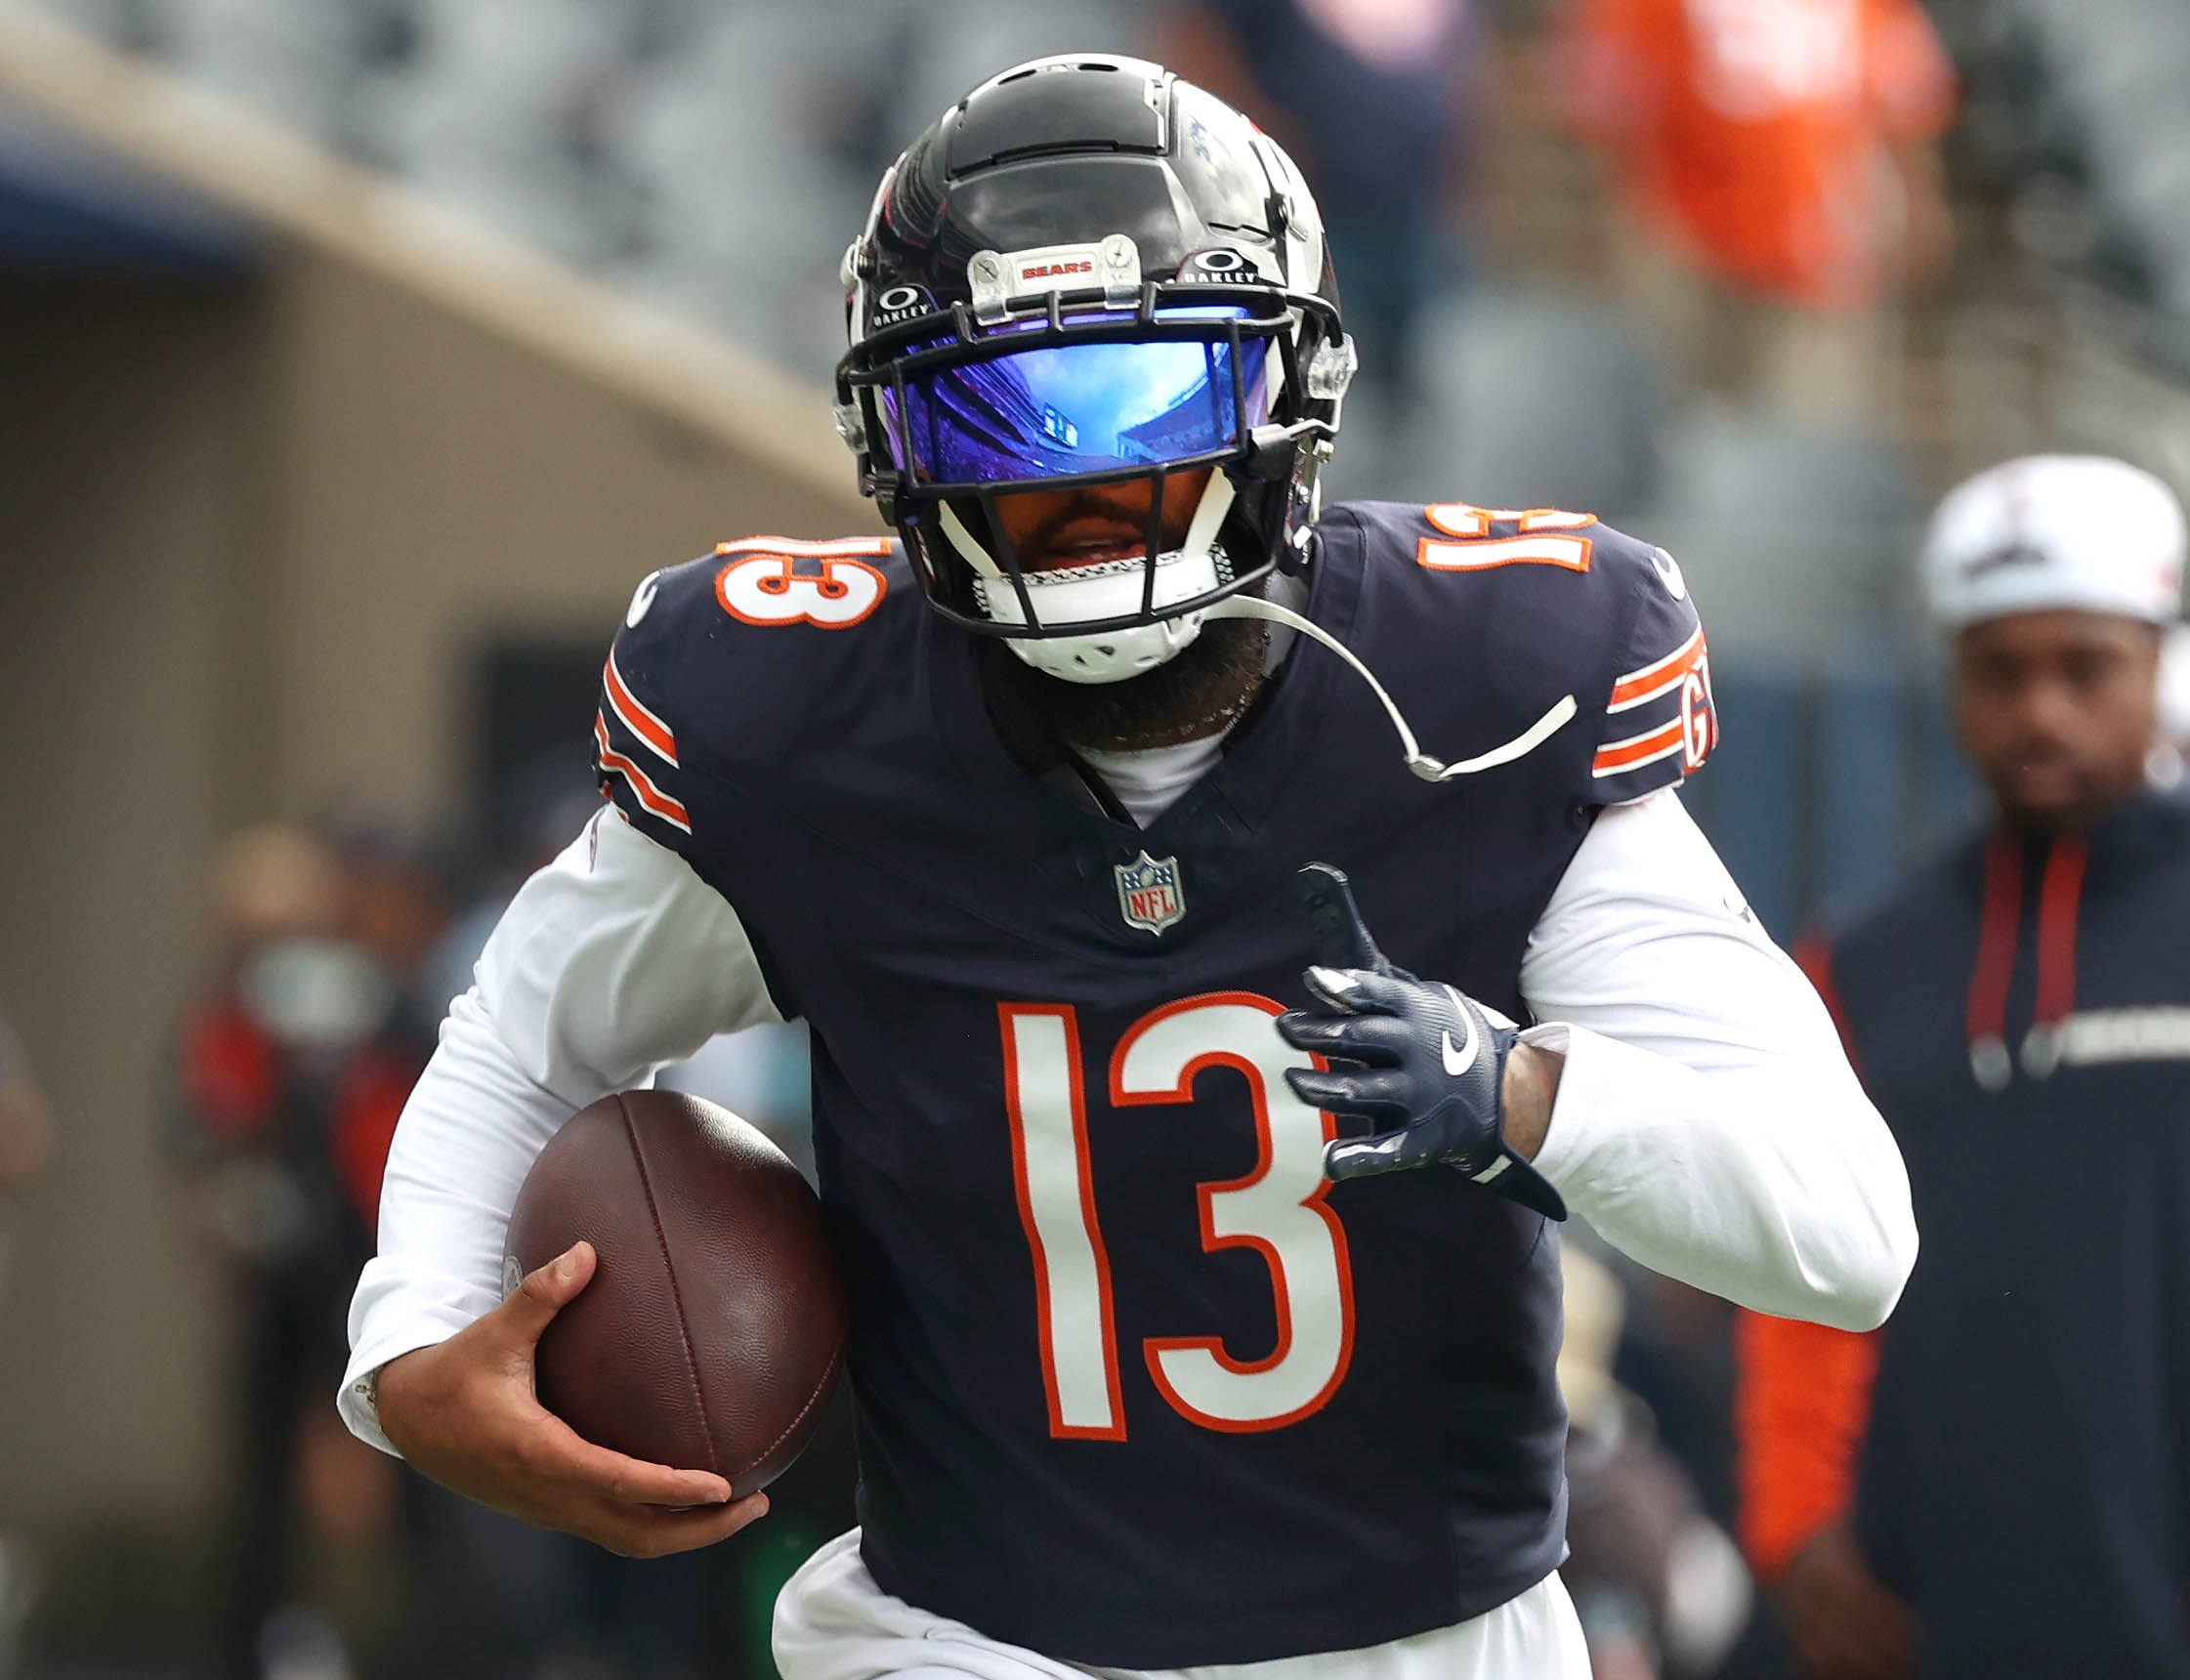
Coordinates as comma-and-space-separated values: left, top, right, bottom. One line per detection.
353, 1362, 382, 1416
1498, 1041, 1565, 1161
364, 1344, 443, 1454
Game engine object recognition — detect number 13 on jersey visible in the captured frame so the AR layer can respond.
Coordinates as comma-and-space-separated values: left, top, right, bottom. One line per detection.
998, 993, 1356, 1440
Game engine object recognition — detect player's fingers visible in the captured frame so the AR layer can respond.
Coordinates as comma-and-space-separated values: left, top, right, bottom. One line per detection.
1300, 964, 1414, 1017
1325, 1126, 1441, 1181
493, 1241, 597, 1348
580, 1491, 770, 1560
1296, 963, 1418, 1016
522, 1411, 734, 1509
1274, 1010, 1410, 1066
563, 1446, 734, 1511
1286, 1066, 1409, 1120
1296, 863, 1387, 974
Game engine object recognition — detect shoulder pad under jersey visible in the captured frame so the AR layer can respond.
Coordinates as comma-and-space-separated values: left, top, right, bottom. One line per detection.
591, 534, 900, 854
1322, 498, 1717, 806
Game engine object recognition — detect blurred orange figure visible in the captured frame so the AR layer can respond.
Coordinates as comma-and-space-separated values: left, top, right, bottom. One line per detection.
1559, 0, 1957, 410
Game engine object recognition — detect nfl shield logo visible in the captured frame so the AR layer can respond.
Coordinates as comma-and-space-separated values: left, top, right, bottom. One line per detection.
1115, 851, 1186, 936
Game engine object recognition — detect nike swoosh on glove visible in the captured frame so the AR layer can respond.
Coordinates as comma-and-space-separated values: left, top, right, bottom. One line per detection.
1274, 862, 1567, 1220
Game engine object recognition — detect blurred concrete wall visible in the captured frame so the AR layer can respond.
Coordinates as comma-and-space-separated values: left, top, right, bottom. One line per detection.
0, 246, 869, 1540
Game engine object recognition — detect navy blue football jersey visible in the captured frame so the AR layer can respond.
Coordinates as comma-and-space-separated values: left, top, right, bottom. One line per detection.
1818, 794, 2190, 1677
591, 504, 1715, 1667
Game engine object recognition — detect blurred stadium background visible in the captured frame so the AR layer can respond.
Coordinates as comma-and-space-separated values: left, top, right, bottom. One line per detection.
1, 0, 2188, 1675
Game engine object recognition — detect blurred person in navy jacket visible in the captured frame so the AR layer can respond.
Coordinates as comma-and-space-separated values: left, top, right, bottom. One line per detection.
1737, 457, 2190, 1679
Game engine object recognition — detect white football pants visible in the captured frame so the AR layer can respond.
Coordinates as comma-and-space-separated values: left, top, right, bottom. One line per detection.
773, 1530, 1591, 1680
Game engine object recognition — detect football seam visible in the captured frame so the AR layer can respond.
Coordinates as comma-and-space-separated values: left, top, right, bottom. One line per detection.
728, 1333, 846, 1481
617, 1094, 723, 1480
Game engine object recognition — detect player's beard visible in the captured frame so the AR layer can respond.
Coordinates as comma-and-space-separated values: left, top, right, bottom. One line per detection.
974, 610, 1271, 769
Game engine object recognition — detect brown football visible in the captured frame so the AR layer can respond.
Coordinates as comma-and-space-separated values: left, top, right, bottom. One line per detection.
504, 1089, 847, 1497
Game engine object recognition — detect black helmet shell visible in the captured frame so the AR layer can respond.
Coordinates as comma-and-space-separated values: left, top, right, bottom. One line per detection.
836, 56, 1351, 643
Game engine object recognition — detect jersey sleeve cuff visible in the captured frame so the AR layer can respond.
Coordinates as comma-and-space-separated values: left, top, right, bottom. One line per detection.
1519, 1021, 1642, 1194
340, 1259, 504, 1456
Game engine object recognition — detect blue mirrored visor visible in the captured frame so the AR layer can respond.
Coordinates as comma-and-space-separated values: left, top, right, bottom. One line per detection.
880, 309, 1271, 485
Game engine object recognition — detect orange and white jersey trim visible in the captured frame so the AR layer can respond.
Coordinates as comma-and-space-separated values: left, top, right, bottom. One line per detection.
1592, 719, 1687, 778
604, 650, 679, 767
1607, 625, 1706, 713
595, 713, 692, 834
1595, 622, 1718, 782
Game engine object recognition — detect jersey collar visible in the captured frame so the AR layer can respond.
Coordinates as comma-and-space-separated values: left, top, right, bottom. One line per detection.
923, 522, 1363, 856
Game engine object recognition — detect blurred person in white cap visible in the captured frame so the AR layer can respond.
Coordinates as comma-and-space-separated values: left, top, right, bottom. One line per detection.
1735, 454, 2190, 1679
1925, 454, 2185, 832
2158, 621, 2190, 766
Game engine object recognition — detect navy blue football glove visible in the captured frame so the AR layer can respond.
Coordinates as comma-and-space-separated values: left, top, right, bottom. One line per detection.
1275, 863, 1567, 1220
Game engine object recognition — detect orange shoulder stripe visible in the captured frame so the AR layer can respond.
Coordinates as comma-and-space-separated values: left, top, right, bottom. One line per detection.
1591, 718, 1686, 776
1608, 625, 1706, 711
594, 713, 692, 834
603, 650, 679, 767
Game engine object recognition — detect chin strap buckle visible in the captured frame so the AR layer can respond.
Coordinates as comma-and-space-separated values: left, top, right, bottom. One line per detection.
1306, 335, 1358, 400
831, 402, 867, 455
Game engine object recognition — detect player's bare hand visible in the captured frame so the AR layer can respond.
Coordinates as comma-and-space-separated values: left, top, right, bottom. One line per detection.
1777, 1523, 1916, 1680
371, 1240, 768, 1557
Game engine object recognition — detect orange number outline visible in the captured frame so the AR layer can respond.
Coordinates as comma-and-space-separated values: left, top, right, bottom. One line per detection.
1417, 502, 1596, 573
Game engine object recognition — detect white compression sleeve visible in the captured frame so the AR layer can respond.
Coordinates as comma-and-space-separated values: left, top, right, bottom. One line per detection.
1519, 790, 1916, 1330
339, 808, 782, 1451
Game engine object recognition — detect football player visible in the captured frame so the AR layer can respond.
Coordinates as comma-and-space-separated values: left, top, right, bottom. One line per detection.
340, 58, 1916, 1680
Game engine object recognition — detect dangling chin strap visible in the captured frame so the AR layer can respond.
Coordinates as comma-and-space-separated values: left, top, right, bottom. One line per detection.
1206, 596, 1578, 781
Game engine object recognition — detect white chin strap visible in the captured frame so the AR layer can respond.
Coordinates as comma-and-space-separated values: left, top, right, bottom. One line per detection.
943, 475, 1576, 783
1203, 596, 1579, 782
948, 473, 1239, 685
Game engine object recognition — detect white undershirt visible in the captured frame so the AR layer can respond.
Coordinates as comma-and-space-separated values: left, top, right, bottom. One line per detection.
1075, 737, 1226, 826
340, 788, 1915, 1453
1070, 571, 1304, 827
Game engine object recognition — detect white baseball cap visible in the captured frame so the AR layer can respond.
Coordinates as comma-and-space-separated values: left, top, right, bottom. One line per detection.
1922, 454, 2186, 631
